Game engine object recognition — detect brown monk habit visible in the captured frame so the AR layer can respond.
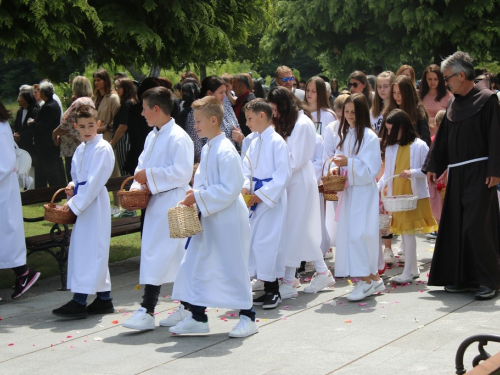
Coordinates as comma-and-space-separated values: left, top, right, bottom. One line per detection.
422, 80, 500, 290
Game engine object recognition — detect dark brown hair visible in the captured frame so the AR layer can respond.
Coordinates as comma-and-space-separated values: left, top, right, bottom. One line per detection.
142, 86, 174, 116
305, 76, 332, 124
116, 78, 138, 106
348, 71, 372, 107
419, 64, 449, 102
76, 105, 99, 121
384, 109, 419, 147
383, 75, 427, 126
267, 86, 311, 140
0, 99, 11, 122
245, 98, 273, 120
93, 68, 114, 97
337, 93, 373, 155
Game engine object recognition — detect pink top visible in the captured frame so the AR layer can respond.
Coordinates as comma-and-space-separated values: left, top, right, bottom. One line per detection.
422, 91, 452, 124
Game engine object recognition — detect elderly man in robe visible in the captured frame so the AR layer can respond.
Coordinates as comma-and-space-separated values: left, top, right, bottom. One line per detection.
423, 51, 500, 300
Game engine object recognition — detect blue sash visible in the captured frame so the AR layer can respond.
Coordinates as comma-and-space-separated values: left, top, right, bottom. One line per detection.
249, 177, 272, 217
74, 181, 87, 195
185, 212, 202, 250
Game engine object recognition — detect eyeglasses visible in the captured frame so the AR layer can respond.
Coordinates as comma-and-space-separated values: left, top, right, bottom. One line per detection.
115, 85, 121, 90
443, 73, 458, 82
348, 82, 359, 88
280, 77, 294, 82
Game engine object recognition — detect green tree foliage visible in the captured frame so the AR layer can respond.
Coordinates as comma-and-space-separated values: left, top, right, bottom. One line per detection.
261, 0, 500, 80
0, 0, 272, 74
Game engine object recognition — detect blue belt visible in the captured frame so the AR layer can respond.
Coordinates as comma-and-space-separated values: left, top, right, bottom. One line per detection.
74, 181, 87, 195
185, 212, 202, 250
249, 177, 272, 217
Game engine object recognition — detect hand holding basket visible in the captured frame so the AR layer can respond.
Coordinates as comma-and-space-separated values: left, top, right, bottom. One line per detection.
381, 175, 418, 212
118, 176, 150, 211
321, 156, 347, 201
168, 202, 203, 238
44, 188, 77, 224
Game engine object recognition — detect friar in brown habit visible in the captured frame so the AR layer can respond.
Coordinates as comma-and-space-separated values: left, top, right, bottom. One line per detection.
423, 51, 500, 300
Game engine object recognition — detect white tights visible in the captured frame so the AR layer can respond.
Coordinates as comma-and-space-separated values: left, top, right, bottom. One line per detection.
283, 260, 329, 284
401, 234, 419, 278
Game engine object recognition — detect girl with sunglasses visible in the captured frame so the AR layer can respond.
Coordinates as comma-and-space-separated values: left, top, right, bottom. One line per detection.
348, 71, 372, 108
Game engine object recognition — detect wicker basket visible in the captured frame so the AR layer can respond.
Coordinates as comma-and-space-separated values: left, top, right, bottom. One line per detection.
439, 187, 446, 200
324, 192, 339, 201
118, 176, 150, 211
379, 214, 392, 230
382, 175, 418, 212
44, 188, 77, 224
321, 156, 347, 192
239, 151, 253, 207
168, 202, 203, 238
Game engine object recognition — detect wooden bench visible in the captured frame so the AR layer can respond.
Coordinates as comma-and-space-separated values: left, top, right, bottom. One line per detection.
455, 334, 500, 374
22, 176, 141, 290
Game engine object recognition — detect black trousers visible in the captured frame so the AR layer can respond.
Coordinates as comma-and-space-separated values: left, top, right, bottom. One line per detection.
35, 147, 65, 188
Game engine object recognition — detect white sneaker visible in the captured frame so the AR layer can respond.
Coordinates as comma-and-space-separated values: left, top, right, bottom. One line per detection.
251, 279, 265, 292
347, 280, 375, 301
279, 282, 298, 299
397, 254, 405, 263
383, 248, 395, 265
122, 307, 155, 330
324, 247, 334, 259
392, 274, 414, 284
292, 277, 301, 288
111, 206, 123, 215
396, 244, 404, 255
228, 315, 258, 338
373, 279, 386, 294
303, 271, 336, 293
169, 317, 209, 334
159, 305, 192, 327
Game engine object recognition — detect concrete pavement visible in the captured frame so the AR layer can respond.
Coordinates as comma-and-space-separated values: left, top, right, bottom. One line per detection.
1, 235, 500, 374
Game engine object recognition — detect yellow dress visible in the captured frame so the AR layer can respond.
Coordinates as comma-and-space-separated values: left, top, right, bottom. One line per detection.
391, 144, 438, 235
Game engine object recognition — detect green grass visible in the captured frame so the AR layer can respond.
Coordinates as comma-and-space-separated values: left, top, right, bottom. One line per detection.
0, 196, 141, 290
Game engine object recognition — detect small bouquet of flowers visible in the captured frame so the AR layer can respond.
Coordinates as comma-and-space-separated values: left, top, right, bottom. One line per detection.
436, 182, 446, 200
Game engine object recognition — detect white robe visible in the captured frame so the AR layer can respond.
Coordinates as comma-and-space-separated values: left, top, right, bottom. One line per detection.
131, 119, 194, 285
172, 134, 252, 309
312, 109, 337, 136
0, 121, 26, 269
66, 134, 114, 294
322, 121, 341, 246
334, 127, 382, 277
284, 111, 324, 267
242, 126, 291, 281
313, 134, 331, 254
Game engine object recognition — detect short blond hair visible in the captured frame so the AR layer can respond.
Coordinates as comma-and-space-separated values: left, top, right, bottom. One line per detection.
333, 93, 351, 112
191, 96, 223, 125
275, 65, 292, 79
434, 109, 446, 128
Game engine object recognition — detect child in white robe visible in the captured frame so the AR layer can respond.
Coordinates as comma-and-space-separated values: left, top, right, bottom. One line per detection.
122, 87, 194, 330
267, 87, 335, 298
52, 105, 115, 318
169, 96, 258, 338
332, 94, 384, 302
241, 99, 291, 309
0, 101, 40, 302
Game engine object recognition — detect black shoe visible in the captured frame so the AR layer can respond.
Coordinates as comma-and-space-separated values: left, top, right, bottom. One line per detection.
444, 284, 479, 293
87, 297, 114, 315
262, 292, 281, 309
475, 286, 498, 300
11, 269, 41, 299
52, 300, 88, 319
253, 294, 265, 306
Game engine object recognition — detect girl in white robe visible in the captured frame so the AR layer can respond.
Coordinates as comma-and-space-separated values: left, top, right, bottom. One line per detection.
267, 87, 335, 297
0, 111, 40, 301
332, 93, 384, 302
52, 105, 115, 318
241, 100, 291, 309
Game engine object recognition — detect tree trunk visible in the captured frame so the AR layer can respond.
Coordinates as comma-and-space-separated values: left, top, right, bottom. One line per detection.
199, 64, 207, 81
149, 64, 161, 77
124, 64, 147, 82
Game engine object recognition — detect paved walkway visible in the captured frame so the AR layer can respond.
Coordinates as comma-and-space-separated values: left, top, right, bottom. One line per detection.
1, 235, 499, 374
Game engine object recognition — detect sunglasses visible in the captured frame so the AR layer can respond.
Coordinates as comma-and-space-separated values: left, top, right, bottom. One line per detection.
115, 85, 121, 90
348, 82, 359, 88
280, 77, 294, 82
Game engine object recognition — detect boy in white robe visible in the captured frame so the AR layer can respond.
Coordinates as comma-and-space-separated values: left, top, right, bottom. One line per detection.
122, 87, 194, 330
0, 106, 40, 301
52, 105, 115, 318
241, 99, 291, 309
169, 96, 257, 338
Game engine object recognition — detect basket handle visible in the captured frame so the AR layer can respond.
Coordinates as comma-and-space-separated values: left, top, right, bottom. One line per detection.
239, 151, 253, 192
51, 188, 68, 204
121, 175, 149, 192
382, 175, 400, 199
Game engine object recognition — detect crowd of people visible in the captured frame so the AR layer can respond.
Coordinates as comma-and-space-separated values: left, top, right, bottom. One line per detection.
2, 51, 500, 339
